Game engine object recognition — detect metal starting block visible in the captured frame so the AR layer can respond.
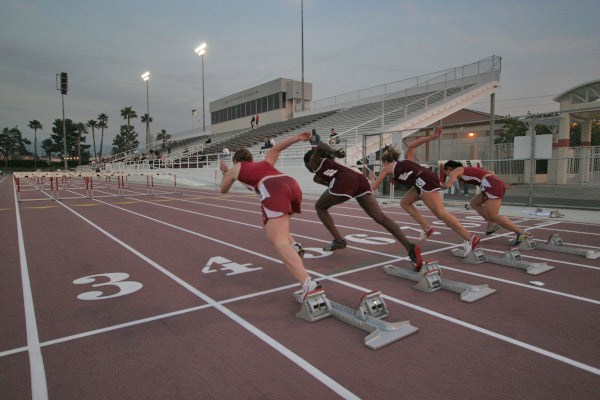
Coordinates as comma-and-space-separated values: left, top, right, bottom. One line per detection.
451, 247, 554, 276
518, 234, 600, 260
294, 290, 418, 350
384, 262, 495, 303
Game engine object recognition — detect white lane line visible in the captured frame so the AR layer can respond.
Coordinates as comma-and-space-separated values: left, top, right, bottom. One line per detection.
45, 197, 360, 400
12, 186, 48, 399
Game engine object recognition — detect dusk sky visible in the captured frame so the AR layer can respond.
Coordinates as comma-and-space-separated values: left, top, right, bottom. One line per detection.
1, 0, 598, 150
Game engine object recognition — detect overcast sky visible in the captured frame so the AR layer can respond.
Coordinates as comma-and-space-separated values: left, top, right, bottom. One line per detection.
1, 0, 598, 149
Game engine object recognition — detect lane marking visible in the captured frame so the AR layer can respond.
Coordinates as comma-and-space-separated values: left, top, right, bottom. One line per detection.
13, 185, 48, 399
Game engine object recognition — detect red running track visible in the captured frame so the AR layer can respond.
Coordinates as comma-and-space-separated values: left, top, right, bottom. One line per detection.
1, 175, 599, 399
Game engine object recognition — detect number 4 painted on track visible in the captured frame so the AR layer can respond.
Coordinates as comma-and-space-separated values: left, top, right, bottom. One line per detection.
202, 256, 262, 276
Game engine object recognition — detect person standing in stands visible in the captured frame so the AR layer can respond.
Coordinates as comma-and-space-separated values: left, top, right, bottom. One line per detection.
309, 128, 320, 147
250, 115, 255, 129
255, 114, 260, 127
329, 128, 340, 145
442, 160, 532, 245
304, 140, 422, 270
370, 128, 480, 256
219, 131, 321, 302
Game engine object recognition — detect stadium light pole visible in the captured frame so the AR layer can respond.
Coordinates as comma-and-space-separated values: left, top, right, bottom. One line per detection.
301, 0, 305, 111
141, 71, 151, 147
194, 43, 207, 132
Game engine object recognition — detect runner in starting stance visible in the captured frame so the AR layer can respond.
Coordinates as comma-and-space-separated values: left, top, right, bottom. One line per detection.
304, 140, 423, 270
370, 128, 480, 258
442, 160, 532, 245
219, 131, 320, 302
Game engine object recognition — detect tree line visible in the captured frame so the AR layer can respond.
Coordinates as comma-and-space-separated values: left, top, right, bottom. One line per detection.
0, 107, 171, 169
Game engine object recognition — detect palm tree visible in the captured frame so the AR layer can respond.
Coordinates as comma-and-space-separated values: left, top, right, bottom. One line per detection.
41, 138, 53, 161
28, 120, 43, 169
141, 113, 154, 146
120, 107, 137, 151
87, 120, 98, 161
97, 113, 108, 161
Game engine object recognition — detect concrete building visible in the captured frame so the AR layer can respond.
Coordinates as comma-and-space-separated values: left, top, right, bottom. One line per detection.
209, 78, 312, 134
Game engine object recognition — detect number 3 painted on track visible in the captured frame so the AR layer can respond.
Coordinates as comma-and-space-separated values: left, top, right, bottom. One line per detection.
73, 273, 143, 300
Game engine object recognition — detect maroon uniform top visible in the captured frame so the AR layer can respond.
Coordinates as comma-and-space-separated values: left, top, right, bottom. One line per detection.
392, 160, 441, 194
458, 166, 506, 200
313, 158, 372, 198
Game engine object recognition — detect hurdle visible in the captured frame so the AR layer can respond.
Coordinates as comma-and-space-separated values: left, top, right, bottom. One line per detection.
518, 234, 600, 260
384, 262, 496, 303
295, 290, 418, 350
450, 247, 554, 275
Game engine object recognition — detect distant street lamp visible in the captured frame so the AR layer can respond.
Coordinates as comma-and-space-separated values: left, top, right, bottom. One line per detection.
141, 71, 151, 146
194, 42, 207, 132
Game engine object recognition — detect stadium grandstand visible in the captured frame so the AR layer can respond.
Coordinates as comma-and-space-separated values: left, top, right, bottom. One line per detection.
88, 55, 600, 209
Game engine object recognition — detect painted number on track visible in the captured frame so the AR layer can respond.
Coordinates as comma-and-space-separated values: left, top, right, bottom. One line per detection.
203, 256, 262, 276
345, 233, 395, 245
73, 273, 143, 300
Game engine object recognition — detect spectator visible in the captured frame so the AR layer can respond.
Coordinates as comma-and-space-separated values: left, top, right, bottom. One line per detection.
205, 137, 212, 144
262, 136, 274, 150
309, 129, 320, 148
251, 116, 255, 129
329, 128, 340, 145
255, 114, 260, 126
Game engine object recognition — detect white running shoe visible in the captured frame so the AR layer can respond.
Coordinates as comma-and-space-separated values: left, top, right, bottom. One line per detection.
419, 227, 435, 241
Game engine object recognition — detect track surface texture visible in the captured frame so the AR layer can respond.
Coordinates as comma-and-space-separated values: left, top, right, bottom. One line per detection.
1, 175, 599, 399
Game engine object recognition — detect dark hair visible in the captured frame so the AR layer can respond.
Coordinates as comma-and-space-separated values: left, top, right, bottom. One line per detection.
312, 128, 317, 135
233, 148, 253, 163
381, 146, 401, 163
443, 160, 463, 169
303, 149, 332, 171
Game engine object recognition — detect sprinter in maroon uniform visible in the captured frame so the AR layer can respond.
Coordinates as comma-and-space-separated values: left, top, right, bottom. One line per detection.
442, 161, 532, 245
219, 131, 320, 302
371, 128, 480, 257
304, 140, 422, 270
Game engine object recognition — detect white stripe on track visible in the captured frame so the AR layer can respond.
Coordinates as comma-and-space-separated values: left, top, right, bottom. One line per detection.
13, 185, 48, 399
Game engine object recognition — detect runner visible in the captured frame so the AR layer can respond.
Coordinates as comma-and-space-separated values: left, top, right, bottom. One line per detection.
442, 160, 532, 245
304, 140, 422, 270
370, 128, 480, 256
219, 131, 321, 302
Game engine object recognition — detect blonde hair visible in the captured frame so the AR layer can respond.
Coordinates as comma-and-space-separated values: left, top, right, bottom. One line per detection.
381, 146, 401, 163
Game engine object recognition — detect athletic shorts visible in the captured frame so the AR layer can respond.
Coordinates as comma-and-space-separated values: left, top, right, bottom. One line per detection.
414, 170, 442, 196
480, 175, 505, 200
329, 171, 372, 199
257, 175, 302, 225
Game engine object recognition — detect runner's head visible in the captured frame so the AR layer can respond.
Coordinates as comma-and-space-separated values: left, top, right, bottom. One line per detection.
443, 160, 463, 172
233, 148, 253, 163
381, 145, 401, 163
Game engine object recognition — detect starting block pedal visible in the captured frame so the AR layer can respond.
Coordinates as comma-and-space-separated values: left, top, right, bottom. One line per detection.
384, 262, 495, 303
294, 290, 418, 350
519, 234, 600, 260
451, 247, 554, 275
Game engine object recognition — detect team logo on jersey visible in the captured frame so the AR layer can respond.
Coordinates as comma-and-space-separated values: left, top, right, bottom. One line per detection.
397, 171, 414, 181
322, 169, 338, 177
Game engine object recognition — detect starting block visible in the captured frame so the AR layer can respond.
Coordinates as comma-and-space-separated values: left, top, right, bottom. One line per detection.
295, 290, 418, 350
451, 247, 554, 276
518, 234, 600, 260
384, 262, 495, 303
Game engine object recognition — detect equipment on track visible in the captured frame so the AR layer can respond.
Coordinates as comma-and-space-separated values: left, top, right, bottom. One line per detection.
295, 290, 418, 350
383, 262, 495, 303
451, 247, 554, 275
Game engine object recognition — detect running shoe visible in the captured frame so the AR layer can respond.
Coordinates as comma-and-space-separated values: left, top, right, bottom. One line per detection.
419, 226, 435, 241
297, 278, 323, 303
292, 242, 305, 258
485, 222, 501, 235
512, 231, 533, 246
408, 243, 423, 272
462, 235, 480, 256
323, 239, 347, 252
